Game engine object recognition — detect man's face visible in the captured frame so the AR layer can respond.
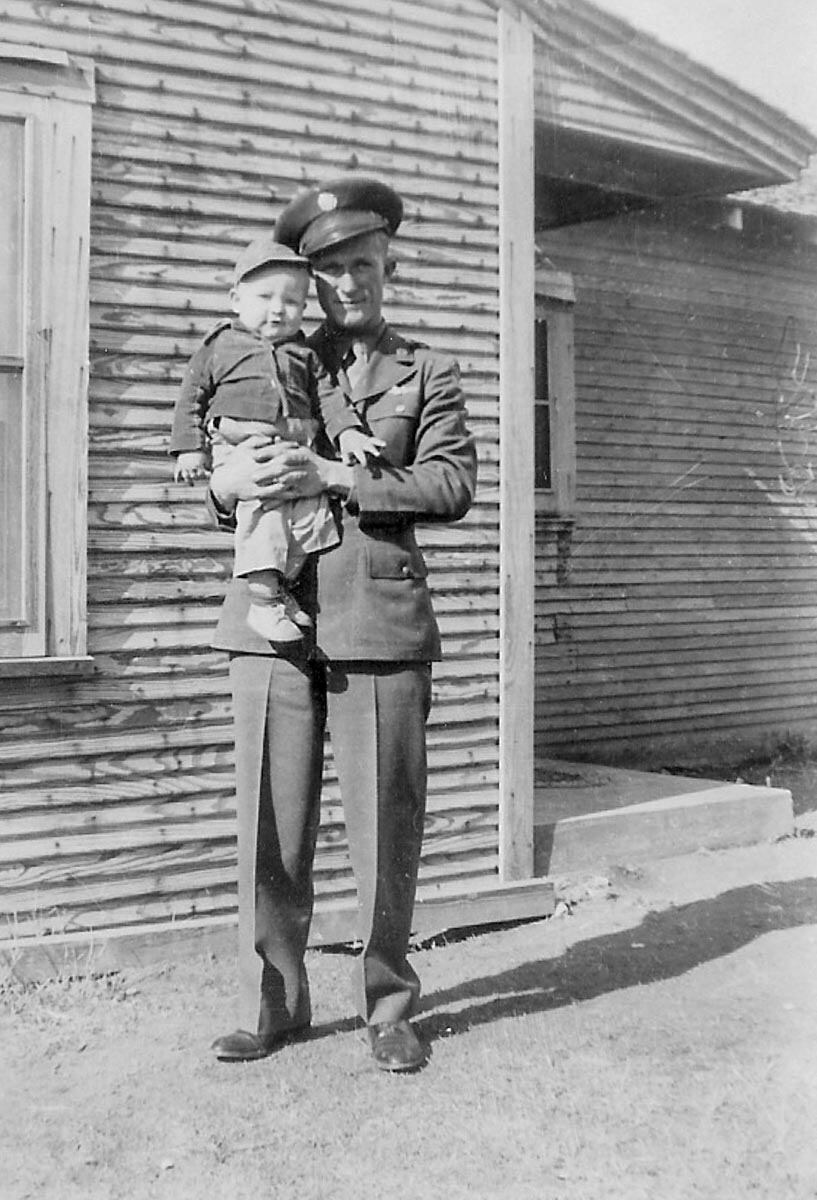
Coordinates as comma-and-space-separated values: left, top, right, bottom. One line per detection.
310, 231, 389, 334
230, 266, 308, 341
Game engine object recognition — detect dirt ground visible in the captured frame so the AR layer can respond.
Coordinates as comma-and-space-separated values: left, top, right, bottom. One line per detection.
3, 807, 817, 1200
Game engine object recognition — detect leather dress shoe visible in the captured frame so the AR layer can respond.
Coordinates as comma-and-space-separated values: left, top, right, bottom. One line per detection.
211, 1025, 310, 1062
367, 1020, 427, 1072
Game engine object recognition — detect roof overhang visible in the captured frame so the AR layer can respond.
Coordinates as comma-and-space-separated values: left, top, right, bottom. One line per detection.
534, 125, 790, 228
495, 0, 817, 224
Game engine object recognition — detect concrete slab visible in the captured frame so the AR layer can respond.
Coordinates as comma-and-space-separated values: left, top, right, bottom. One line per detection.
534, 758, 794, 877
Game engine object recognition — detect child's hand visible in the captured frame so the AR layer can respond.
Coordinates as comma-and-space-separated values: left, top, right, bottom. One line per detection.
174, 450, 210, 484
338, 428, 386, 466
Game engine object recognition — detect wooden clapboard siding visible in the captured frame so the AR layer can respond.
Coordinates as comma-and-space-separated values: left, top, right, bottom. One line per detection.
0, 0, 501, 946
535, 206, 817, 764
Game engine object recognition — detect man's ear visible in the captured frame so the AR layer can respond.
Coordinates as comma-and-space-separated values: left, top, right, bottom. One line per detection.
228, 285, 241, 313
384, 256, 397, 279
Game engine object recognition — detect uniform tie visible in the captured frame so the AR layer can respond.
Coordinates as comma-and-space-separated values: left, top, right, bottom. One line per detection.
344, 341, 369, 394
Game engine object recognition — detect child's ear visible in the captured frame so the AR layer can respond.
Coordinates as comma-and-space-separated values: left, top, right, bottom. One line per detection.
384, 256, 397, 279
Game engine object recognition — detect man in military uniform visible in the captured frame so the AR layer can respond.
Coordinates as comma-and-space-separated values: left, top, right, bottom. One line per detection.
209, 176, 477, 1072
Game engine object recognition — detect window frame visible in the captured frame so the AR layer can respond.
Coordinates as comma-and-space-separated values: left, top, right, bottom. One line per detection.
0, 47, 94, 672
534, 268, 576, 519
0, 99, 45, 655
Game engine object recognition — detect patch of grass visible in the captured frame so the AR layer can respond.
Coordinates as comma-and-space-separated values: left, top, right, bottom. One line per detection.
0, 967, 128, 1024
5, 865, 817, 1199
735, 729, 814, 771
660, 730, 817, 816
8, 911, 817, 1200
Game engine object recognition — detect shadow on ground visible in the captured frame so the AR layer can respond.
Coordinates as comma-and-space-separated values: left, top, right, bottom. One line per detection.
415, 877, 817, 1040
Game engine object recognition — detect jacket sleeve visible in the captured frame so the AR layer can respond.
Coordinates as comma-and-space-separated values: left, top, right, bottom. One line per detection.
311, 352, 362, 444
169, 341, 216, 455
352, 354, 477, 523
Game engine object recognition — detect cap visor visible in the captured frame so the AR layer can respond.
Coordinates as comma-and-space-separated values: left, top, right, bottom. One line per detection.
300, 210, 389, 257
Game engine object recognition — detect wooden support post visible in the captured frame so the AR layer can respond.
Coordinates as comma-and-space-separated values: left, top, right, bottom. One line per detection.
498, 7, 536, 880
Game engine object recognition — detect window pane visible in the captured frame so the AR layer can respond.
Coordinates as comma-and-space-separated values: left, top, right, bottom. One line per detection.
534, 401, 552, 490
534, 318, 552, 489
0, 368, 25, 623
0, 118, 24, 357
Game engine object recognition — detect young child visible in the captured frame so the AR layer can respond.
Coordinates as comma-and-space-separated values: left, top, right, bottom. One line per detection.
170, 236, 380, 643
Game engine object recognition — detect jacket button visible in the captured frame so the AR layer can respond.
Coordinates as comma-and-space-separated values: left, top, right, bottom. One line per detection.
401, 564, 412, 576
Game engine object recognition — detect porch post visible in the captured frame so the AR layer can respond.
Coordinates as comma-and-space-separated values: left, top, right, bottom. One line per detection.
498, 6, 536, 879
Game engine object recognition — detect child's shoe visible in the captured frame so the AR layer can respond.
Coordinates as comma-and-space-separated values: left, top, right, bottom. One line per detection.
283, 591, 313, 628
247, 600, 303, 643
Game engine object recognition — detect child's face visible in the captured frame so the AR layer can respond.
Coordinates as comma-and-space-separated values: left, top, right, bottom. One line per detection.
230, 266, 309, 341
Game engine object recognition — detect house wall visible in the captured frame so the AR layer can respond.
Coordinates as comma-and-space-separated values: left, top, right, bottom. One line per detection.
535, 206, 817, 767
0, 0, 502, 945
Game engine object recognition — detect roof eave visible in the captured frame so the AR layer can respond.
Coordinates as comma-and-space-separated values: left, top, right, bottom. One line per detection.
493, 0, 817, 191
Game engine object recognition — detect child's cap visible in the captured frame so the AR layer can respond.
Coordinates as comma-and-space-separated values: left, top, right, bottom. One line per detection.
233, 236, 310, 285
275, 176, 403, 258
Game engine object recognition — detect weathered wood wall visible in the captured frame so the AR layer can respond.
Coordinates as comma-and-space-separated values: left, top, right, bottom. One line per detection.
535, 205, 817, 766
0, 0, 502, 944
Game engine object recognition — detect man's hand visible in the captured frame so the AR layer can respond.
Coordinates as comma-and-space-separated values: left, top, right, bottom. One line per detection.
210, 435, 304, 509
265, 444, 354, 504
209, 435, 354, 510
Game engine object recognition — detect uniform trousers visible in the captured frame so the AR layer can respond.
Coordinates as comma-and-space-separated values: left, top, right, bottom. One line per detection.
229, 653, 432, 1039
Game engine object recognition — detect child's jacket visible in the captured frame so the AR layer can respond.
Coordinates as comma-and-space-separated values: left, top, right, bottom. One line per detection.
170, 320, 358, 455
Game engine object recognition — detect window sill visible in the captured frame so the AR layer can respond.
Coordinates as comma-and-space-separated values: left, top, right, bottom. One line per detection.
0, 655, 96, 679
534, 512, 575, 532
535, 491, 575, 527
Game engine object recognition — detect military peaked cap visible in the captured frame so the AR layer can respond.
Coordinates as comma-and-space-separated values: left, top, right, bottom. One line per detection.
233, 236, 309, 285
275, 176, 404, 258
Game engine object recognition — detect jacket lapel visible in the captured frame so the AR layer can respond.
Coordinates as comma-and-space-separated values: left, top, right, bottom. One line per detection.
308, 322, 419, 408
348, 326, 417, 406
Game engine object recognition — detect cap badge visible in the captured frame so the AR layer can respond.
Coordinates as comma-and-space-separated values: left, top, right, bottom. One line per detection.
317, 191, 338, 212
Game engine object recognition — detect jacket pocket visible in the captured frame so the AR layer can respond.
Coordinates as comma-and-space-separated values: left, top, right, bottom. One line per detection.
364, 527, 428, 579
366, 387, 421, 423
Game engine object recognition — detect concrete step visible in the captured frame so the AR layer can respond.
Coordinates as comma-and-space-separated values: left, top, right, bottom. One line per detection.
534, 759, 793, 877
